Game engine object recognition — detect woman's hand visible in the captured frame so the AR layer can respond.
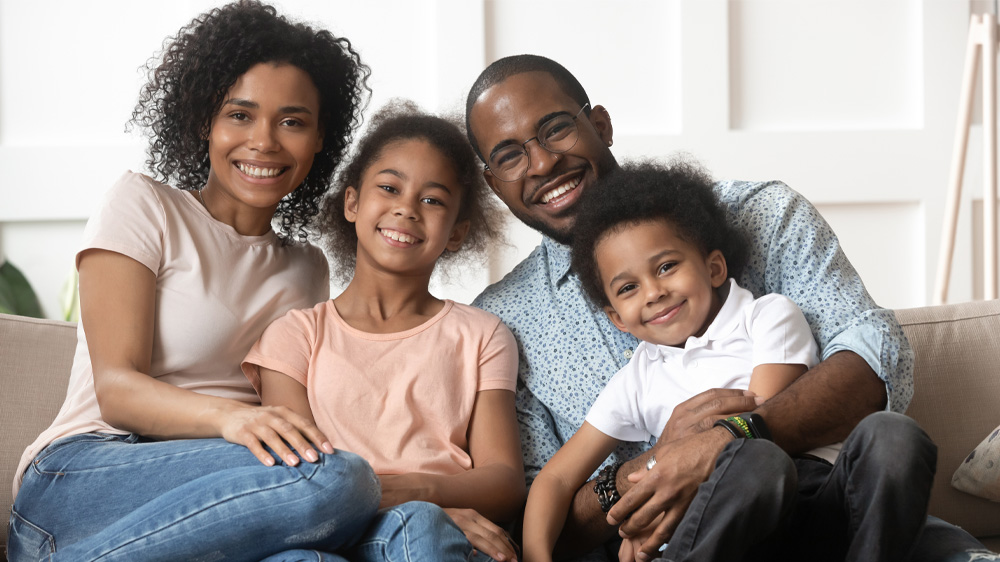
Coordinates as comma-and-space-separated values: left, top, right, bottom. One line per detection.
443, 507, 520, 562
217, 403, 334, 467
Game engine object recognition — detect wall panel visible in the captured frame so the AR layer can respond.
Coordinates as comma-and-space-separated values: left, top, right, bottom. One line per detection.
0, 0, 993, 317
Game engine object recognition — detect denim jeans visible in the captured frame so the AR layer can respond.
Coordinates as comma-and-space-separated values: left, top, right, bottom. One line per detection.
346, 501, 496, 562
8, 433, 381, 561
656, 412, 994, 562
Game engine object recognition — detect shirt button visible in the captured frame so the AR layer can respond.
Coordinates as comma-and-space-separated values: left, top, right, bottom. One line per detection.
624, 349, 634, 359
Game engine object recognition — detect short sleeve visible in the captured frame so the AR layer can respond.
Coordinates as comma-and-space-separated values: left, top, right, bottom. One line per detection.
77, 171, 167, 273
748, 294, 821, 369
585, 358, 651, 442
477, 321, 518, 392
241, 307, 316, 395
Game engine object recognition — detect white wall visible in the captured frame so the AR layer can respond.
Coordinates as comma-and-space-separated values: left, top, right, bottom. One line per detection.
0, 0, 992, 318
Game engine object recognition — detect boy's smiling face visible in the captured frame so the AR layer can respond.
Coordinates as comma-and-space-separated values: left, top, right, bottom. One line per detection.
597, 219, 728, 347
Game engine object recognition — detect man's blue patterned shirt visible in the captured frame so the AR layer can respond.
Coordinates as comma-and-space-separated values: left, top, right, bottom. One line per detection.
472, 180, 914, 487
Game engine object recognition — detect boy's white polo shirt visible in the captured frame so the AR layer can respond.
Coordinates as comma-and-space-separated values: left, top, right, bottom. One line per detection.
586, 279, 821, 449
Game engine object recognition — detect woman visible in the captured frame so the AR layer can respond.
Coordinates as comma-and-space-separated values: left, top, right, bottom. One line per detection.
8, 2, 378, 560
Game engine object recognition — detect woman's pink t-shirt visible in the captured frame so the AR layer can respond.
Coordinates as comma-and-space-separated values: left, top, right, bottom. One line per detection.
13, 171, 329, 497
242, 299, 517, 476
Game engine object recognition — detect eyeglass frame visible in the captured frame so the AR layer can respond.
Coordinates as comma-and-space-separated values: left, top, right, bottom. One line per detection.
484, 103, 591, 182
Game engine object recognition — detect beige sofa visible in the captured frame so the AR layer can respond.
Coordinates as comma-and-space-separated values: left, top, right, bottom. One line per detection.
2, 303, 1000, 559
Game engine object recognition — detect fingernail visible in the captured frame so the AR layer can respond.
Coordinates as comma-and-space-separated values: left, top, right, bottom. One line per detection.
286, 454, 299, 466
754, 396, 765, 404
305, 449, 319, 462
619, 529, 628, 539
322, 442, 334, 454
637, 553, 651, 562
264, 456, 275, 466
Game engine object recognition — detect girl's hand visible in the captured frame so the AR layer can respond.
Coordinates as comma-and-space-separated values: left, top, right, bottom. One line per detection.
443, 507, 520, 562
217, 404, 334, 467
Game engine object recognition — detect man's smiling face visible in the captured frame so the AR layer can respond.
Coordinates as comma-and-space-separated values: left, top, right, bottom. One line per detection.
468, 71, 617, 244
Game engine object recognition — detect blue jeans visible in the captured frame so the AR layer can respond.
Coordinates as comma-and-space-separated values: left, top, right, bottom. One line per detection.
8, 433, 381, 561
346, 501, 496, 562
266, 502, 498, 561
657, 412, 995, 562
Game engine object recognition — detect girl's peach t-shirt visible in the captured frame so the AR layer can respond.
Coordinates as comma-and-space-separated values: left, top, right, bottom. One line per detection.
13, 171, 329, 497
242, 299, 517, 476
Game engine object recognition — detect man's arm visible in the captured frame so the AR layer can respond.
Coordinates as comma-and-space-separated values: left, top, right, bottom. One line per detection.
607, 350, 884, 561
552, 389, 760, 559
607, 180, 906, 559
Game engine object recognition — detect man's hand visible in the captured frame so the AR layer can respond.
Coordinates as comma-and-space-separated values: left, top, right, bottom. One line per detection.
657, 388, 761, 444
617, 513, 665, 562
608, 428, 733, 561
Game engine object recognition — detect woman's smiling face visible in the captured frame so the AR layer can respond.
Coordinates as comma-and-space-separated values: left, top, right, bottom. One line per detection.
204, 62, 323, 223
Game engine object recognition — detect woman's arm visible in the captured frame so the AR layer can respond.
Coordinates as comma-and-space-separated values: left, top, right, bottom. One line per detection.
83, 249, 329, 466
523, 422, 619, 562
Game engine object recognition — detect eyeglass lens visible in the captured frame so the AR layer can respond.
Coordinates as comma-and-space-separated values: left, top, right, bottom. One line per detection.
488, 106, 587, 182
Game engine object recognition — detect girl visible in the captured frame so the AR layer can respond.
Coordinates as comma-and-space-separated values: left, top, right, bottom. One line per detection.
523, 161, 829, 562
9, 2, 379, 561
242, 102, 526, 562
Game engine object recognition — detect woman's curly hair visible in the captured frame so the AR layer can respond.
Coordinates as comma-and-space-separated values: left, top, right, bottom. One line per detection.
130, 0, 370, 243
571, 158, 748, 308
319, 100, 504, 283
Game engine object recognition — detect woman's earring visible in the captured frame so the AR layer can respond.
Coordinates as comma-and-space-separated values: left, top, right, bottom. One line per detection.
607, 140, 614, 147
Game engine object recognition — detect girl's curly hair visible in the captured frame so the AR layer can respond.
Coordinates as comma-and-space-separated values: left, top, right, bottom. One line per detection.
130, 0, 370, 243
319, 100, 504, 283
571, 158, 748, 308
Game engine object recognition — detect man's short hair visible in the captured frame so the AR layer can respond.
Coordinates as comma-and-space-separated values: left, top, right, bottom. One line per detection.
465, 54, 591, 162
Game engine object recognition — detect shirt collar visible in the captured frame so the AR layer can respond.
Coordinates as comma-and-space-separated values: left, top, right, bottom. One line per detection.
641, 278, 751, 360
542, 236, 574, 286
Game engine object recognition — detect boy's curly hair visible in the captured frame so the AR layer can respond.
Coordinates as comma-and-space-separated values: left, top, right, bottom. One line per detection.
319, 100, 504, 283
130, 0, 370, 243
571, 159, 748, 307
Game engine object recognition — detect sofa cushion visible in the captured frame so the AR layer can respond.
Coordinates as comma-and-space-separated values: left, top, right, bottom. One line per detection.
953, 423, 1000, 502
896, 300, 1000, 539
1, 313, 76, 558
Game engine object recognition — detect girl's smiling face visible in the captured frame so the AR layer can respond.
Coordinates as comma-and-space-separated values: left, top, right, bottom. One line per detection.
345, 138, 470, 278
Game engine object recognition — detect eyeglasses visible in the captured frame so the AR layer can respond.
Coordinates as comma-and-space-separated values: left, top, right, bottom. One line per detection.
485, 103, 590, 182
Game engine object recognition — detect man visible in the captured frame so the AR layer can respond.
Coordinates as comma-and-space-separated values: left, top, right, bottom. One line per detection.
466, 54, 995, 561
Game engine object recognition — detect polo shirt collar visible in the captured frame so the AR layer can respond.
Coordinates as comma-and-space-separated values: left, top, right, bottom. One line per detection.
641, 278, 750, 361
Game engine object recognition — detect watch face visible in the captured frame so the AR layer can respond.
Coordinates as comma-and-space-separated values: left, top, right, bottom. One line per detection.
742, 413, 773, 441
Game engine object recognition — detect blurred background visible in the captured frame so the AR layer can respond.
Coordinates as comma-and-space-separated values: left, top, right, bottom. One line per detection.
0, 0, 993, 318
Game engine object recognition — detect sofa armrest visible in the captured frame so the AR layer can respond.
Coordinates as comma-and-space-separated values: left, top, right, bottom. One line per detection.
0, 313, 77, 558
896, 300, 1000, 539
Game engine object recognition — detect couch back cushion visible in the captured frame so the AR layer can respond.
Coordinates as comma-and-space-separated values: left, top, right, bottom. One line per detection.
4, 304, 1000, 552
897, 300, 1000, 539
1, 313, 76, 557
